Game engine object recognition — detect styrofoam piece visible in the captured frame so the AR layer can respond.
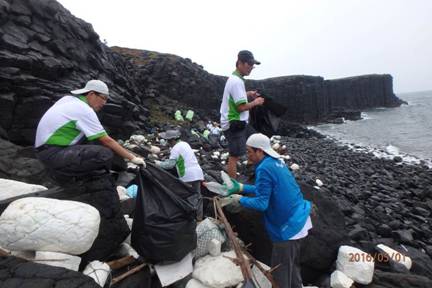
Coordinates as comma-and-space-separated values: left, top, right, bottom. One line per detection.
208, 239, 221, 257
290, 163, 300, 171
10, 250, 35, 259
336, 246, 374, 284
83, 260, 111, 287
330, 270, 354, 288
192, 251, 243, 288
0, 197, 100, 255
34, 251, 81, 271
0, 178, 47, 201
376, 244, 412, 270
155, 253, 193, 287
186, 279, 212, 288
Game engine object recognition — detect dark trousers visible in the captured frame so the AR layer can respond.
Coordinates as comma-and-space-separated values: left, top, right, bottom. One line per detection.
187, 180, 203, 221
36, 144, 113, 182
271, 239, 303, 288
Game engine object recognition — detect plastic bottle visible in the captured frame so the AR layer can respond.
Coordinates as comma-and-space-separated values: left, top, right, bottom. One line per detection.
174, 110, 184, 121
205, 182, 228, 196
185, 110, 194, 121
221, 171, 233, 189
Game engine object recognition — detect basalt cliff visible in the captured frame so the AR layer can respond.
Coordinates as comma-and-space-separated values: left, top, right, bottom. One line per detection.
0, 0, 404, 146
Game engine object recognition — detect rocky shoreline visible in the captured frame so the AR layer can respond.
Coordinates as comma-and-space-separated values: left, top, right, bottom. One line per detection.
1, 114, 432, 287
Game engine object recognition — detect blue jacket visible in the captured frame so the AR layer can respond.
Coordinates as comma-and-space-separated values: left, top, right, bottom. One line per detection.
240, 156, 311, 242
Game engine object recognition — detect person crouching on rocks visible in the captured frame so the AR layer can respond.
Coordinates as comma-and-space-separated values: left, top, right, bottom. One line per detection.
34, 80, 146, 183
155, 129, 205, 221
223, 133, 312, 288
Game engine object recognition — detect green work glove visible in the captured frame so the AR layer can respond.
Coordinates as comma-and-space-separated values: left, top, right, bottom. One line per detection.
225, 178, 243, 195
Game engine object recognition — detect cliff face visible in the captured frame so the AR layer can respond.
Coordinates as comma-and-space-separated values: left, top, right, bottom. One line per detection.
0, 0, 147, 144
0, 0, 403, 146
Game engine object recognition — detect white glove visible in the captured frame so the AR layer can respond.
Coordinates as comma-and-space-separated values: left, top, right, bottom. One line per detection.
131, 157, 146, 167
154, 160, 162, 167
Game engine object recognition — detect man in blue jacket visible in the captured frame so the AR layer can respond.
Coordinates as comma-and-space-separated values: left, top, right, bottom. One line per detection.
225, 133, 312, 288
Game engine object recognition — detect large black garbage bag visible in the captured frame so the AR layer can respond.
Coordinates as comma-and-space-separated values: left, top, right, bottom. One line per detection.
250, 106, 282, 137
249, 94, 286, 137
131, 163, 198, 264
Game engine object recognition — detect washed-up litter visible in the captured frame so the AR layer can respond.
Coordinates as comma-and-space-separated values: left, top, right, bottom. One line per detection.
186, 110, 195, 121
155, 252, 193, 287
175, 110, 185, 121
131, 165, 198, 263
83, 260, 111, 287
194, 217, 226, 258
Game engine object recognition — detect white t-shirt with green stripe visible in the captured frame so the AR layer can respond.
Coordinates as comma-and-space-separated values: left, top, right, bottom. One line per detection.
169, 141, 204, 182
35, 95, 107, 148
219, 70, 249, 131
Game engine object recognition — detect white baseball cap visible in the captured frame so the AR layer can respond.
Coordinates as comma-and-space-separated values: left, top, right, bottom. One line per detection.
246, 133, 281, 159
71, 79, 109, 96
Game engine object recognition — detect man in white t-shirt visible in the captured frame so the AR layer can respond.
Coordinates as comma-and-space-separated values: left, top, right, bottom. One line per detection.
155, 129, 205, 220
220, 50, 265, 178
35, 80, 145, 182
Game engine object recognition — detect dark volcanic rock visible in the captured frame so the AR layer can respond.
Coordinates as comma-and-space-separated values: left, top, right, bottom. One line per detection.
0, 0, 404, 146
367, 269, 432, 288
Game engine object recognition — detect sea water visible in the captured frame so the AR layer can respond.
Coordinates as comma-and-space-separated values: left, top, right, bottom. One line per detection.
310, 90, 432, 167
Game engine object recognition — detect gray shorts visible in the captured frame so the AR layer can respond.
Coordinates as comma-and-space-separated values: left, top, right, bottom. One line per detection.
224, 124, 255, 157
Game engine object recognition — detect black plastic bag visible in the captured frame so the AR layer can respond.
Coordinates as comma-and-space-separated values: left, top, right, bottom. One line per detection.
249, 94, 286, 137
131, 163, 198, 264
250, 106, 282, 137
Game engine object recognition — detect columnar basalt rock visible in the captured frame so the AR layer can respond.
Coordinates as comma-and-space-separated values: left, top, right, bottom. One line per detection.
0, 0, 404, 147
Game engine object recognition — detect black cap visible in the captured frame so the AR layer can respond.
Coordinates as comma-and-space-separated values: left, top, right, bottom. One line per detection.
238, 50, 261, 65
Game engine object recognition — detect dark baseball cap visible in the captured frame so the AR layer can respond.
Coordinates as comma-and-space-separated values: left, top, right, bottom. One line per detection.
238, 50, 261, 65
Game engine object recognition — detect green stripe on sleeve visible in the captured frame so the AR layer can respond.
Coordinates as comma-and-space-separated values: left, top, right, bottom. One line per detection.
235, 99, 247, 105
87, 131, 108, 141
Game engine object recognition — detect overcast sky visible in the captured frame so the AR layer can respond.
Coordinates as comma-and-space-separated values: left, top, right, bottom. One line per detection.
57, 0, 431, 93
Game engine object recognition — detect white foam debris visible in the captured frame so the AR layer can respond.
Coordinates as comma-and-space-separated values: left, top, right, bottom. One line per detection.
290, 163, 300, 171
35, 251, 81, 271
0, 197, 100, 255
330, 270, 354, 288
336, 246, 374, 285
83, 261, 111, 287
0, 178, 47, 201
376, 244, 412, 270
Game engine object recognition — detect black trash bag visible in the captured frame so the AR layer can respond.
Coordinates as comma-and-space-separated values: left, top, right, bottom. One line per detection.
249, 106, 282, 137
249, 93, 286, 137
131, 163, 198, 264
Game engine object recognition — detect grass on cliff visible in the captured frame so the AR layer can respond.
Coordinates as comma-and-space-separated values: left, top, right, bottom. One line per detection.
147, 100, 178, 126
